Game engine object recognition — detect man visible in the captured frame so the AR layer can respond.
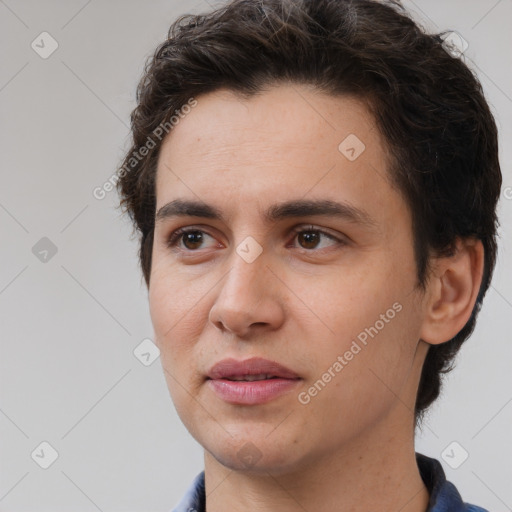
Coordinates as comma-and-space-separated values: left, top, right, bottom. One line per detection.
117, 0, 501, 510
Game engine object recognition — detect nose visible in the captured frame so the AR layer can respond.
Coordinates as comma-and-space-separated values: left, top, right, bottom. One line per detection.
208, 247, 285, 338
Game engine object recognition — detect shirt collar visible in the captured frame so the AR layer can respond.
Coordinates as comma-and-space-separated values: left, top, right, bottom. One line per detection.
416, 452, 487, 512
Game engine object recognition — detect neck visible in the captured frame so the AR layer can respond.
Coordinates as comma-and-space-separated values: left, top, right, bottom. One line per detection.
203, 410, 429, 512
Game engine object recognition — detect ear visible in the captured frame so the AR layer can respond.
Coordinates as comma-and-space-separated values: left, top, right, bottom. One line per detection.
419, 237, 484, 345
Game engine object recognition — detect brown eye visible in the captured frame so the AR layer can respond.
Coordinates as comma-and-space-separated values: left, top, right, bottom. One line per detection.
181, 230, 204, 250
297, 231, 321, 249
291, 226, 343, 251
166, 228, 216, 250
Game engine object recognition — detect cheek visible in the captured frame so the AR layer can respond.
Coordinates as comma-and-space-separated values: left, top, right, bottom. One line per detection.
148, 282, 174, 347
149, 278, 204, 419
304, 266, 396, 341
149, 264, 201, 340
301, 272, 421, 408
148, 269, 211, 389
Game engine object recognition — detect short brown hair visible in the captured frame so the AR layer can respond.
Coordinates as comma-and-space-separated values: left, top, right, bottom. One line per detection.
117, 0, 502, 425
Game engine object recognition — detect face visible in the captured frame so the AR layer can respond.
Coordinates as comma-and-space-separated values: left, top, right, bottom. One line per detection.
149, 84, 428, 475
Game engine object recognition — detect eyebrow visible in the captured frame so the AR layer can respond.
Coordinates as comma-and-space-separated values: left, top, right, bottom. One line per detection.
155, 198, 378, 229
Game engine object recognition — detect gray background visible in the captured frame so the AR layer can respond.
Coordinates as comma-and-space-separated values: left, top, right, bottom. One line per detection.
0, 0, 511, 510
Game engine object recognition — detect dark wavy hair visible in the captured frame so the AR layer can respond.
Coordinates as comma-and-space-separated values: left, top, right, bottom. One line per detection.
117, 0, 502, 425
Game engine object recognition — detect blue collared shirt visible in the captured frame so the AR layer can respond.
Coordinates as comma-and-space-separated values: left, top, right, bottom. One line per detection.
170, 453, 488, 511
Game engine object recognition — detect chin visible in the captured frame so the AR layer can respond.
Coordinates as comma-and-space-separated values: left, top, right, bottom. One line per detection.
203, 431, 308, 476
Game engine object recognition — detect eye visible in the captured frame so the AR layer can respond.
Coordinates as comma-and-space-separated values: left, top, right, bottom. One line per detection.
289, 225, 344, 251
166, 228, 218, 251
165, 225, 345, 253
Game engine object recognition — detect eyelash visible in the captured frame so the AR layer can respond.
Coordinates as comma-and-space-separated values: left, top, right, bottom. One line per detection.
165, 225, 345, 252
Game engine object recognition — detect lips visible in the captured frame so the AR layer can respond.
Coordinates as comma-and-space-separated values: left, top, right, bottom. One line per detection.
206, 357, 302, 404
207, 357, 300, 381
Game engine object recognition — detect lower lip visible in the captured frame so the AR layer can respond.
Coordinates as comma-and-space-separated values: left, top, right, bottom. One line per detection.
207, 378, 301, 405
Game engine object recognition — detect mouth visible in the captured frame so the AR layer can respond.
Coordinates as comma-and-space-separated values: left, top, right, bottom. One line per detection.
220, 373, 283, 382
206, 357, 301, 405
207, 356, 300, 380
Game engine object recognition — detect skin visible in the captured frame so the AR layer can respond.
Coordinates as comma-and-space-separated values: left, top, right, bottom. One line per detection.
149, 84, 484, 512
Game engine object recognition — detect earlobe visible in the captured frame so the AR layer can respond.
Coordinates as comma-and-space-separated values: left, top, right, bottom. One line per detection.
419, 238, 484, 346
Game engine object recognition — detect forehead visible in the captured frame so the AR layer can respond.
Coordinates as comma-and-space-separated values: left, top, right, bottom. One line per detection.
157, 84, 382, 168
155, 84, 399, 226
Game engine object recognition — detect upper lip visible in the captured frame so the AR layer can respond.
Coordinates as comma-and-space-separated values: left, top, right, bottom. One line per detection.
207, 357, 300, 380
